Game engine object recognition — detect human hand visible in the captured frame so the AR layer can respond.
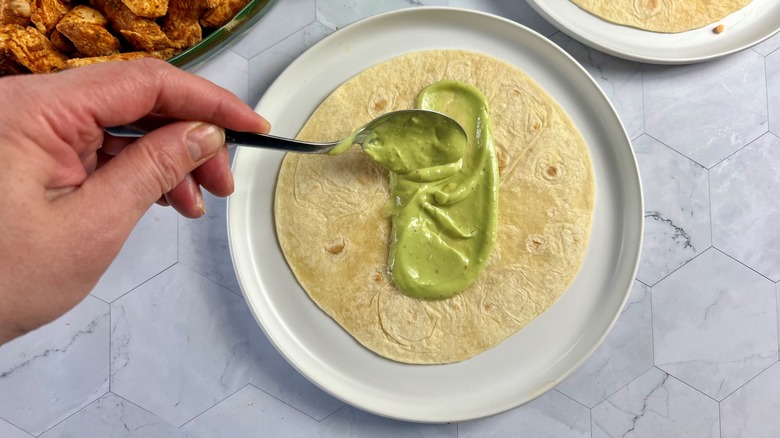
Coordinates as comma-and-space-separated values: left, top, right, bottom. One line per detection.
0, 58, 270, 345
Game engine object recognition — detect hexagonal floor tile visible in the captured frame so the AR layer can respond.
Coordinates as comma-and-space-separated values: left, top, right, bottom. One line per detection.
721, 362, 780, 437
556, 281, 653, 408
316, 1, 447, 31
320, 405, 456, 438
652, 248, 777, 401
0, 296, 109, 435
458, 391, 590, 438
711, 133, 780, 281
39, 393, 183, 438
551, 34, 644, 140
110, 264, 258, 426
767, 50, 780, 137
182, 385, 319, 438
643, 49, 767, 168
247, 22, 333, 106
633, 134, 710, 286
90, 204, 177, 303
0, 419, 32, 438
592, 368, 719, 437
231, 0, 315, 60
178, 190, 241, 295
449, 0, 559, 37
247, 330, 344, 421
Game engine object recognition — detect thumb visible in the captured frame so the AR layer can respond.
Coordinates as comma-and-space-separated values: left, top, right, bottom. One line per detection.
79, 121, 225, 226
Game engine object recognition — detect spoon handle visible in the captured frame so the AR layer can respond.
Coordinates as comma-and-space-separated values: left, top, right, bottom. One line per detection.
104, 125, 334, 154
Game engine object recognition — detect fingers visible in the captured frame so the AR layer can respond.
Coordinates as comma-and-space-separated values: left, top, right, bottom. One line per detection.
192, 145, 233, 197
100, 133, 233, 216
51, 58, 270, 134
164, 174, 204, 219
72, 120, 226, 227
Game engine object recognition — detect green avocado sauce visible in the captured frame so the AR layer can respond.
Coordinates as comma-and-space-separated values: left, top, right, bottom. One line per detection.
332, 80, 499, 299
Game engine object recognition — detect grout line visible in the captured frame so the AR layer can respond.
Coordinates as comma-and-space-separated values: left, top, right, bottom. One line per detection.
554, 388, 592, 412
178, 383, 250, 429
718, 359, 779, 403
663, 368, 720, 404
108, 262, 178, 304
35, 392, 109, 436
712, 247, 777, 285
646, 246, 712, 288
245, 383, 327, 423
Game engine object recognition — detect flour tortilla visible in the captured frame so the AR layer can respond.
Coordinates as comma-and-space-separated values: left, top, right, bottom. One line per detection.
274, 50, 595, 364
571, 0, 752, 33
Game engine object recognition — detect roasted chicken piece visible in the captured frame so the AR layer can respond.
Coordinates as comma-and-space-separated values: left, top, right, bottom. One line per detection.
30, 0, 67, 35
0, 53, 27, 74
56, 5, 119, 56
91, 0, 171, 51
162, 0, 200, 49
0, 23, 66, 72
63, 47, 172, 67
199, 0, 247, 28
120, 0, 166, 18
48, 28, 74, 52
1, 0, 31, 26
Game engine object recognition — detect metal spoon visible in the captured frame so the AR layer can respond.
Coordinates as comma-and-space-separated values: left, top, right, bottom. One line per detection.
104, 109, 466, 155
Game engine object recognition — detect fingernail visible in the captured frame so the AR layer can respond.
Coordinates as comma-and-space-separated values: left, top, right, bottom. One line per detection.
187, 123, 225, 162
195, 189, 206, 216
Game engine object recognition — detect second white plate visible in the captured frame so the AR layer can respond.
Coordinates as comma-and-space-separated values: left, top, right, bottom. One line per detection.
229, 7, 643, 422
526, 0, 780, 63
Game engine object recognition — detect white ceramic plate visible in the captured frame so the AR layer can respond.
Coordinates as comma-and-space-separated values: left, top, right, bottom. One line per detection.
526, 0, 780, 63
228, 7, 642, 423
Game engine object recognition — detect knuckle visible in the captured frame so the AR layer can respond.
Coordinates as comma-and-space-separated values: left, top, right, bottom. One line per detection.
139, 140, 184, 194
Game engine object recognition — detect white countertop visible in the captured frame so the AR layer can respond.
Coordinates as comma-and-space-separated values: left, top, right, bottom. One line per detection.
2, 1, 780, 436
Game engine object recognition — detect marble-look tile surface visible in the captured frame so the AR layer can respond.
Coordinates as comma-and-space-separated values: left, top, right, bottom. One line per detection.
247, 328, 344, 421
592, 368, 719, 438
556, 281, 653, 408
178, 191, 241, 295
246, 22, 333, 111
753, 31, 780, 56
711, 133, 780, 281
0, 419, 33, 438
551, 33, 644, 140
110, 265, 257, 426
720, 362, 780, 438
231, 0, 316, 60
652, 248, 777, 400
193, 49, 250, 104
316, 0, 447, 31
448, 0, 558, 37
643, 49, 768, 168
182, 385, 320, 438
0, 296, 109, 436
320, 405, 457, 438
767, 50, 780, 137
458, 391, 590, 438
5, 3, 780, 437
90, 205, 177, 303
632, 134, 710, 286
39, 393, 184, 438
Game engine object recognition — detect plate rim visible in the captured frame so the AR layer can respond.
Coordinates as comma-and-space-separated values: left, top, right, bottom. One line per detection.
525, 0, 780, 64
228, 6, 644, 423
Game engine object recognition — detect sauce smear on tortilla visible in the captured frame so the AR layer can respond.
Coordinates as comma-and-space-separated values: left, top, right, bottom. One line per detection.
333, 80, 499, 299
